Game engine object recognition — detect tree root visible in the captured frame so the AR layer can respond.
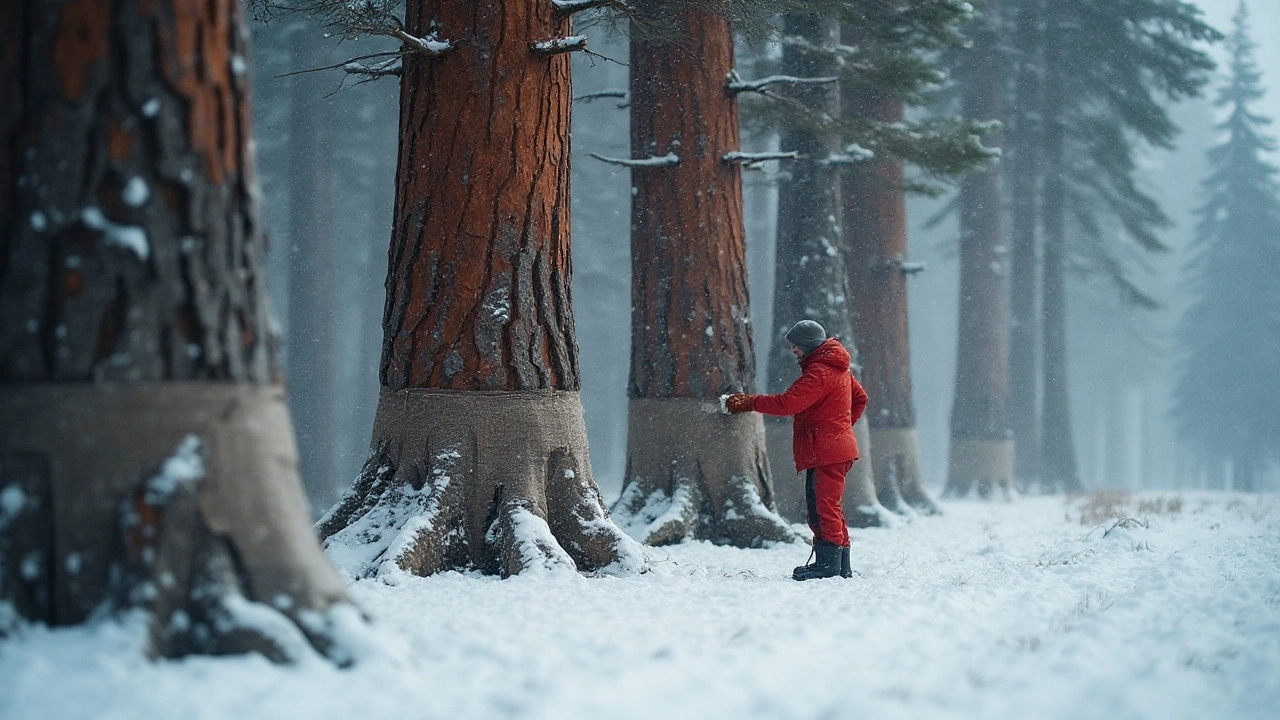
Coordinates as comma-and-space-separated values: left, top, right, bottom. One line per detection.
0, 383, 358, 662
613, 398, 797, 547
871, 427, 940, 516
944, 438, 1015, 500
318, 389, 646, 578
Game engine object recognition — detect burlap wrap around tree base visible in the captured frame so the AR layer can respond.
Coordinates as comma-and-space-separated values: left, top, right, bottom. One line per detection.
766, 415, 892, 528
0, 383, 352, 660
612, 398, 797, 547
869, 426, 941, 515
946, 438, 1015, 500
317, 388, 645, 578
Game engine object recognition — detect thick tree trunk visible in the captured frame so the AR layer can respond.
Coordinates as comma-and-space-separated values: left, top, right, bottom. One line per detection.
319, 0, 644, 577
946, 1, 1014, 500
1038, 14, 1082, 495
285, 25, 340, 505
1007, 0, 1043, 490
767, 13, 883, 528
612, 1, 795, 547
840, 21, 938, 516
0, 0, 355, 661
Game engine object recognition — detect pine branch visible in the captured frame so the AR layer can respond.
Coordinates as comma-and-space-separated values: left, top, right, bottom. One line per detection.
726, 72, 840, 95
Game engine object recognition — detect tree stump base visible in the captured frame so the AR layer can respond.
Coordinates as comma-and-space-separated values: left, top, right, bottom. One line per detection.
870, 427, 940, 516
613, 398, 797, 547
945, 438, 1014, 500
0, 383, 355, 662
318, 389, 646, 578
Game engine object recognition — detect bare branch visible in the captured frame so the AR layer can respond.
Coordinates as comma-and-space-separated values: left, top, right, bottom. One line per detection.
552, 0, 625, 16
343, 58, 402, 78
574, 89, 627, 103
274, 50, 404, 79
871, 255, 927, 275
726, 72, 839, 95
531, 35, 588, 56
589, 152, 680, 168
722, 151, 799, 167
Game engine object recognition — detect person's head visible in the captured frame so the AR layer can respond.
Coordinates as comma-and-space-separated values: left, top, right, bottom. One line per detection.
785, 320, 826, 360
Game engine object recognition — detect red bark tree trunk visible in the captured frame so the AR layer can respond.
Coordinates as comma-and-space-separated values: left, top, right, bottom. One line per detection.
611, 1, 794, 547
0, 0, 353, 661
318, 0, 643, 578
946, 1, 1015, 500
840, 19, 938, 515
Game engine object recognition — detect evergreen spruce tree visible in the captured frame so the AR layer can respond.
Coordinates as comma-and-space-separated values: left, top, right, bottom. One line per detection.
1174, 1, 1280, 492
1012, 0, 1217, 493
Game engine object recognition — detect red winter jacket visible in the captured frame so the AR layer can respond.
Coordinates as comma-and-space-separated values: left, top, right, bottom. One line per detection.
751, 338, 869, 472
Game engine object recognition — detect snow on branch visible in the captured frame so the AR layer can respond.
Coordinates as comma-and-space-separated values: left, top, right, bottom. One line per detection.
821, 144, 875, 165
589, 152, 680, 168
531, 35, 588, 56
872, 255, 928, 275
344, 58, 402, 78
392, 28, 454, 57
723, 151, 799, 167
552, 0, 626, 15
726, 72, 839, 95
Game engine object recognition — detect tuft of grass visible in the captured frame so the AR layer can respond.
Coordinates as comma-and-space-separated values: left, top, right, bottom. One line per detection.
1071, 490, 1132, 525
1137, 495, 1184, 516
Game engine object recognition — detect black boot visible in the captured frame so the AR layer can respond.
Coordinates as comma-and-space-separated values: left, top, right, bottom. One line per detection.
840, 546, 852, 579
793, 544, 841, 581
792, 548, 817, 580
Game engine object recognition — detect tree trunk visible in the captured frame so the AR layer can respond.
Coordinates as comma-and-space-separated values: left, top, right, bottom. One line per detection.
0, 0, 356, 661
840, 21, 938, 516
1038, 11, 1082, 494
611, 1, 795, 547
317, 0, 644, 577
766, 13, 883, 528
1006, 0, 1043, 490
285, 24, 340, 505
945, 1, 1014, 500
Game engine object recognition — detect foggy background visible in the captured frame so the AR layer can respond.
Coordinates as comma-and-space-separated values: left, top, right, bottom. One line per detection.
249, 0, 1280, 513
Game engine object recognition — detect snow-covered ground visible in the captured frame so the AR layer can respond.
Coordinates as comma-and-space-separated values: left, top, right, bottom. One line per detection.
2, 492, 1278, 720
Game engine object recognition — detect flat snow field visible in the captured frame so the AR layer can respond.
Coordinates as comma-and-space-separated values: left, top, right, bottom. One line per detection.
2, 492, 1278, 720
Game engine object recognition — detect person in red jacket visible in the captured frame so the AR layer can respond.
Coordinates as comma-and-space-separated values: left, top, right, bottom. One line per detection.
726, 320, 868, 580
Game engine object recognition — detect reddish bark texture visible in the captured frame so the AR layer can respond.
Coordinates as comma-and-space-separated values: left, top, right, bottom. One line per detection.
951, 4, 1011, 443
840, 73, 914, 429
628, 2, 756, 399
382, 0, 579, 392
0, 0, 273, 383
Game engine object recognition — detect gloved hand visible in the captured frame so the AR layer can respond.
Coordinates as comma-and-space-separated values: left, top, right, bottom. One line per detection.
725, 393, 753, 414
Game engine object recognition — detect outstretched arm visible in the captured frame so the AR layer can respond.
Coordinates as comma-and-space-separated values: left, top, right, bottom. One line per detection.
751, 369, 826, 417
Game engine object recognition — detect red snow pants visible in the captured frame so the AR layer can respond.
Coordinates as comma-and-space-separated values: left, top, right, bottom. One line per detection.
805, 460, 854, 547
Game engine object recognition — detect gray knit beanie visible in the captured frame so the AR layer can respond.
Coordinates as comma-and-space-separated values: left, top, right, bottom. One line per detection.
785, 320, 827, 354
